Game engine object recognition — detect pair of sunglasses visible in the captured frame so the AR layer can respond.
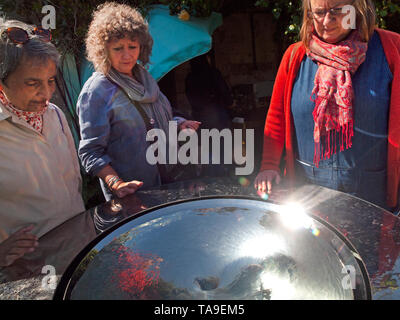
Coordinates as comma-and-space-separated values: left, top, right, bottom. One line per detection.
1, 26, 52, 45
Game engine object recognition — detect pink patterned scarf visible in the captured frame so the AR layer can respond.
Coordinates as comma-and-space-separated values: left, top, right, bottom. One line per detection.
307, 31, 368, 167
0, 90, 47, 133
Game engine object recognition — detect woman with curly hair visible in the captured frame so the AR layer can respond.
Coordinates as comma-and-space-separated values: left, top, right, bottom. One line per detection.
78, 2, 200, 201
254, 0, 400, 211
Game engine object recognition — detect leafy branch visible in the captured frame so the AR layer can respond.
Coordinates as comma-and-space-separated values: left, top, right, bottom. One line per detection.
0, 0, 159, 57
255, 0, 400, 45
2, 0, 399, 56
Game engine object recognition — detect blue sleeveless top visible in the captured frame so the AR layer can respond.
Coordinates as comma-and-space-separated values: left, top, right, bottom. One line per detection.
291, 31, 393, 209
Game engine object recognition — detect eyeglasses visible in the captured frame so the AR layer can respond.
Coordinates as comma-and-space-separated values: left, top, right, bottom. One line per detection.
0, 26, 52, 45
309, 5, 352, 20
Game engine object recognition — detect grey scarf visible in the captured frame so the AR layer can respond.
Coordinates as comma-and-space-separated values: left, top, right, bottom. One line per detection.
108, 65, 173, 136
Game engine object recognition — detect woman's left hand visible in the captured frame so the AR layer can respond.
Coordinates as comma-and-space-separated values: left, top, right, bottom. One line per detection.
179, 120, 201, 131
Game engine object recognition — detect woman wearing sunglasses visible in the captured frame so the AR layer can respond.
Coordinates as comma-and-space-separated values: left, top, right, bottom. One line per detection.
0, 20, 85, 266
77, 2, 200, 202
254, 0, 400, 212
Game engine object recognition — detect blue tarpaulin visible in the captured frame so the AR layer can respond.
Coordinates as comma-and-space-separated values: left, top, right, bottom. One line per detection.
80, 5, 222, 84
61, 5, 222, 147
147, 5, 222, 81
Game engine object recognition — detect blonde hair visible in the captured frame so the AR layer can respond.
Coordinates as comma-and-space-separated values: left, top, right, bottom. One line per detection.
85, 2, 153, 75
300, 0, 377, 48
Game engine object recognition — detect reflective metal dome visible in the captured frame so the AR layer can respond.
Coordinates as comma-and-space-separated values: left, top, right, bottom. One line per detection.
54, 197, 371, 300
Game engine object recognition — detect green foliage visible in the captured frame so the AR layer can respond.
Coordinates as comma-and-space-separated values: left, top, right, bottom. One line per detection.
255, 0, 400, 45
1, 1, 399, 55
0, 0, 159, 56
161, 0, 221, 17
255, 0, 302, 44
375, 0, 400, 30
0, 0, 224, 55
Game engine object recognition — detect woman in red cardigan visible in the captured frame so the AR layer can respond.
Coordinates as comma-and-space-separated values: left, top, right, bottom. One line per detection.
255, 0, 400, 211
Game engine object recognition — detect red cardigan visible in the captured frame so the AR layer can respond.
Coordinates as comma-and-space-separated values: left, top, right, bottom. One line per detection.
260, 28, 400, 207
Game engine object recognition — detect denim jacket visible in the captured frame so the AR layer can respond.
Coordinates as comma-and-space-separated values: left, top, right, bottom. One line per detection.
77, 72, 185, 200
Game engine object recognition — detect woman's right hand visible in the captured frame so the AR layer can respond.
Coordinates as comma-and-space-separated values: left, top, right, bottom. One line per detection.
98, 166, 143, 199
112, 180, 143, 198
254, 170, 281, 194
0, 225, 38, 267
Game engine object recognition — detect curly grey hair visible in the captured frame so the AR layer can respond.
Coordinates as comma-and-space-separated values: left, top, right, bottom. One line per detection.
85, 2, 153, 75
0, 19, 60, 83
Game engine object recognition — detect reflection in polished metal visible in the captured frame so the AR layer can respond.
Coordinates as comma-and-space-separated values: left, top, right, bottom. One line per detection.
276, 203, 322, 237
239, 234, 285, 259
277, 203, 313, 230
54, 197, 371, 300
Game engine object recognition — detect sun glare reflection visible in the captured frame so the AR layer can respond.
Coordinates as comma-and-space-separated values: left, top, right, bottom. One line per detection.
260, 272, 295, 300
277, 203, 321, 236
238, 177, 250, 187
257, 190, 269, 200
278, 203, 311, 229
239, 234, 285, 259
